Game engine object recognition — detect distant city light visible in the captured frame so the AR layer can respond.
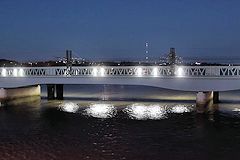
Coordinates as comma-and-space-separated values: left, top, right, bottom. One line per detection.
195, 62, 201, 65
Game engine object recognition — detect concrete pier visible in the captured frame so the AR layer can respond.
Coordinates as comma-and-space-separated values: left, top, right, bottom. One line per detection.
196, 91, 219, 113
196, 91, 213, 113
213, 91, 219, 104
56, 84, 64, 100
47, 84, 55, 100
47, 84, 64, 100
0, 85, 41, 102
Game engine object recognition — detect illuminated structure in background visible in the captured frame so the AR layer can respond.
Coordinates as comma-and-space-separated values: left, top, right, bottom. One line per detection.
145, 42, 149, 61
167, 48, 177, 75
66, 50, 73, 70
168, 48, 177, 66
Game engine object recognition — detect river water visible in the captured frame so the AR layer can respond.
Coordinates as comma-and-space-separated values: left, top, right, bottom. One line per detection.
1, 85, 240, 160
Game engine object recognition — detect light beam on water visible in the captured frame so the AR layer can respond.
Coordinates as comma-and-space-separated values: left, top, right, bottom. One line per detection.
59, 102, 79, 113
84, 103, 116, 118
124, 103, 167, 120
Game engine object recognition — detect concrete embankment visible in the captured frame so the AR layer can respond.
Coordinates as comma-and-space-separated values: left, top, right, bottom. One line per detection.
0, 85, 41, 102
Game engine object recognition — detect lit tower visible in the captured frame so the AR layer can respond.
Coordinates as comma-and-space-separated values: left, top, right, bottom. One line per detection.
66, 50, 73, 74
66, 50, 73, 67
168, 48, 176, 65
145, 42, 149, 61
168, 48, 177, 75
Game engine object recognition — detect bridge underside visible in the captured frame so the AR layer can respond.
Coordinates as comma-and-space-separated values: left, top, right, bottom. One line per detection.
0, 77, 239, 92
0, 77, 223, 113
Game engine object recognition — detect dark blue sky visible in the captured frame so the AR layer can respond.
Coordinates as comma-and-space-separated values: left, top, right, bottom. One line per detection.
0, 0, 240, 61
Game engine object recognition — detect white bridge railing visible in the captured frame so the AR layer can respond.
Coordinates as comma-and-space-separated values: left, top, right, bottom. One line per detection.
0, 66, 240, 78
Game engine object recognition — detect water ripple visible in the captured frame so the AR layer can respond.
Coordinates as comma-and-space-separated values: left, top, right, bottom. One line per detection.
84, 104, 117, 118
59, 102, 79, 113
124, 103, 167, 120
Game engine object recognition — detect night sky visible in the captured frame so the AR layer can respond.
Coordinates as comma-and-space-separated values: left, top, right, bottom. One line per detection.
0, 0, 240, 61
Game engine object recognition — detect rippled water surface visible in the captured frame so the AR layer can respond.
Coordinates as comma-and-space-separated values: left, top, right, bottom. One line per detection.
1, 85, 240, 160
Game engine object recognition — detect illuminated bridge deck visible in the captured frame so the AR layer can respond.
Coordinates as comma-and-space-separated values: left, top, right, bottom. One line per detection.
0, 66, 240, 91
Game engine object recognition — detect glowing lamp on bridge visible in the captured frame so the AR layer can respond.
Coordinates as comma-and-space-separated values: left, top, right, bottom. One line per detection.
136, 67, 143, 77
13, 69, 18, 77
1, 68, 7, 77
100, 67, 105, 77
152, 67, 158, 77
19, 68, 24, 77
176, 67, 184, 77
92, 68, 98, 77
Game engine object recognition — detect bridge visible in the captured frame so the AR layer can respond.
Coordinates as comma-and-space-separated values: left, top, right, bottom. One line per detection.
0, 65, 240, 112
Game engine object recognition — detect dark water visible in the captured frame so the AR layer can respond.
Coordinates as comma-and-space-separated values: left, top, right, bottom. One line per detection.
1, 85, 240, 160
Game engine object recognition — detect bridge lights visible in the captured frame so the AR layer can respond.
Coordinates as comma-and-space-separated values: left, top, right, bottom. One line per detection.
176, 67, 184, 77
1, 69, 7, 77
19, 68, 24, 77
136, 67, 143, 77
13, 69, 18, 77
92, 67, 105, 77
152, 67, 158, 77
92, 68, 98, 77
100, 67, 105, 77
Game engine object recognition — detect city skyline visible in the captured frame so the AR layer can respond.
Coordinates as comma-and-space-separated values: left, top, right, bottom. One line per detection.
1, 0, 240, 61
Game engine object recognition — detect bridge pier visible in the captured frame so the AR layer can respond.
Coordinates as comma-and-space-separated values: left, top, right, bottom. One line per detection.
47, 84, 55, 100
196, 91, 219, 113
0, 85, 41, 102
47, 84, 64, 100
56, 84, 64, 100
213, 91, 219, 104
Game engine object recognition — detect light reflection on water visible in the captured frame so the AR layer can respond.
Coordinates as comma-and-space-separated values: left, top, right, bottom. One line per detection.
58, 101, 195, 120
2, 85, 240, 159
55, 101, 240, 120
59, 102, 79, 113
124, 104, 167, 120
171, 104, 193, 113
58, 102, 118, 118
217, 104, 240, 117
84, 103, 116, 118
233, 108, 240, 112
123, 103, 194, 120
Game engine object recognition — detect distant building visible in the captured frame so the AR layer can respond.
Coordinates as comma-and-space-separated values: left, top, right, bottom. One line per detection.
167, 48, 177, 75
167, 48, 176, 65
